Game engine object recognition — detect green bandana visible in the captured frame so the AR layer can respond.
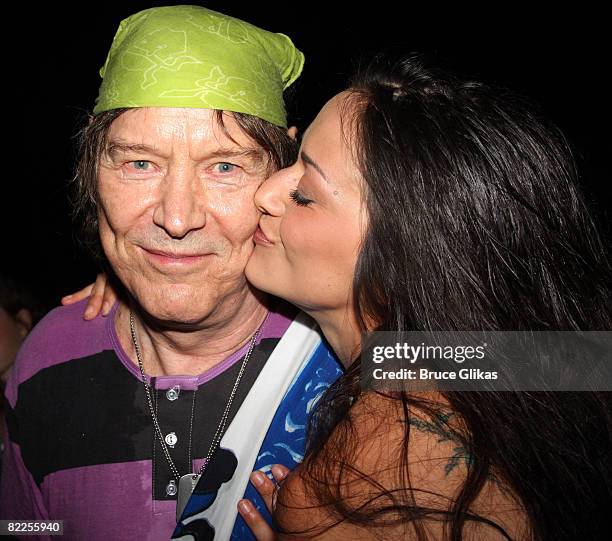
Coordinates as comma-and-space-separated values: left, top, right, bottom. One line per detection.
93, 5, 304, 127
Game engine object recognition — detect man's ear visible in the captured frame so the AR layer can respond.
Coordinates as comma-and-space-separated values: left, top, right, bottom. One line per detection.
88, 115, 95, 126
14, 308, 33, 338
287, 126, 298, 140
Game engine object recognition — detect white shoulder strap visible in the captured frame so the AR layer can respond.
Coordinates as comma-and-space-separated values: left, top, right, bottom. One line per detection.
179, 311, 323, 540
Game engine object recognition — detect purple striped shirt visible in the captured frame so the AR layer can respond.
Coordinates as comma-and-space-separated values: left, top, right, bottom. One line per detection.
1, 299, 292, 540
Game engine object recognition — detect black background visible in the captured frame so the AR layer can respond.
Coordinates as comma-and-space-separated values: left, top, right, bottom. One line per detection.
2, 3, 609, 310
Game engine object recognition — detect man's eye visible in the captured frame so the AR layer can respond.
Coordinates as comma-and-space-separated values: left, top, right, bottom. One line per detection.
214, 162, 237, 174
129, 160, 151, 171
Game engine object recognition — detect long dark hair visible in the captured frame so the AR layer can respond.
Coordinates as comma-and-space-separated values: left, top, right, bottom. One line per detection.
299, 55, 612, 540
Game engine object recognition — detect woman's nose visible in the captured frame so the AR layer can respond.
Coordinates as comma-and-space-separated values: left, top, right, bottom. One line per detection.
255, 164, 300, 216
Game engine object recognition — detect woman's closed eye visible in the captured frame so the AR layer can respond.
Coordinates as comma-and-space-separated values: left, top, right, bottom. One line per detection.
289, 189, 314, 207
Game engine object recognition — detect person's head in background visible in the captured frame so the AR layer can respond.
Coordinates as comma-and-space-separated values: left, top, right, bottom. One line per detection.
0, 275, 44, 385
246, 54, 612, 539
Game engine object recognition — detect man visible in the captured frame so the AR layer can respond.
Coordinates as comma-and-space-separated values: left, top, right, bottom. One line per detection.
0, 6, 341, 540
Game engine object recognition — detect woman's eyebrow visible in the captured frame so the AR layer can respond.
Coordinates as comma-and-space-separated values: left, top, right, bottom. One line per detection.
301, 150, 329, 183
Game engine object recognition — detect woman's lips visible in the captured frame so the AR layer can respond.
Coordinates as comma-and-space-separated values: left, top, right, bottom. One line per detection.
253, 226, 273, 246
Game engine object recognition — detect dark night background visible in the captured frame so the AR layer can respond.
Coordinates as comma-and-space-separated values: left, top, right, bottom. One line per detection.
2, 3, 609, 312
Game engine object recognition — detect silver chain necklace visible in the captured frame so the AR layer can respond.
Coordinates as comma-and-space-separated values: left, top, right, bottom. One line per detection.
128, 310, 266, 520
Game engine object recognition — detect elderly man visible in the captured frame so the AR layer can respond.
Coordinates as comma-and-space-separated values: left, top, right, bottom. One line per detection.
0, 6, 341, 541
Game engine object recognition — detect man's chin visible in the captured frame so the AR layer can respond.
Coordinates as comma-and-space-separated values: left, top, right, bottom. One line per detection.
128, 284, 217, 327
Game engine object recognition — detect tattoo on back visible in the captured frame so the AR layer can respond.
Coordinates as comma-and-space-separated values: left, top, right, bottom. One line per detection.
407, 411, 474, 477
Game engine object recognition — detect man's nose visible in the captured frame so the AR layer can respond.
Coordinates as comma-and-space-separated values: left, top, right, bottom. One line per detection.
152, 166, 206, 238
255, 164, 299, 216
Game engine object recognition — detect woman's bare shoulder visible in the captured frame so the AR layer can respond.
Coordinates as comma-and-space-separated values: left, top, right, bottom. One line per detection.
273, 391, 531, 540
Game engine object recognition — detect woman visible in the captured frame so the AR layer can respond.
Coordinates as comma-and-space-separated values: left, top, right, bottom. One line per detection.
68, 55, 612, 540
238, 54, 612, 540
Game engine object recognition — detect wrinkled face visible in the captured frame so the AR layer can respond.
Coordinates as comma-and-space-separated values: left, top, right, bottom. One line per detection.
246, 93, 366, 314
97, 107, 269, 324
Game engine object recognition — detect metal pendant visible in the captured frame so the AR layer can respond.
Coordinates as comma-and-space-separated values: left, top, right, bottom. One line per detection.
176, 473, 201, 522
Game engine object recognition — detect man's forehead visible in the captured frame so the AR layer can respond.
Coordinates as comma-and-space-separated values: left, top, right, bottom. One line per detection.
107, 107, 267, 157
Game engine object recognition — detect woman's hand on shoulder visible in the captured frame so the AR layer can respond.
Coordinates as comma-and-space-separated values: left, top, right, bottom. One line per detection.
61, 273, 116, 320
